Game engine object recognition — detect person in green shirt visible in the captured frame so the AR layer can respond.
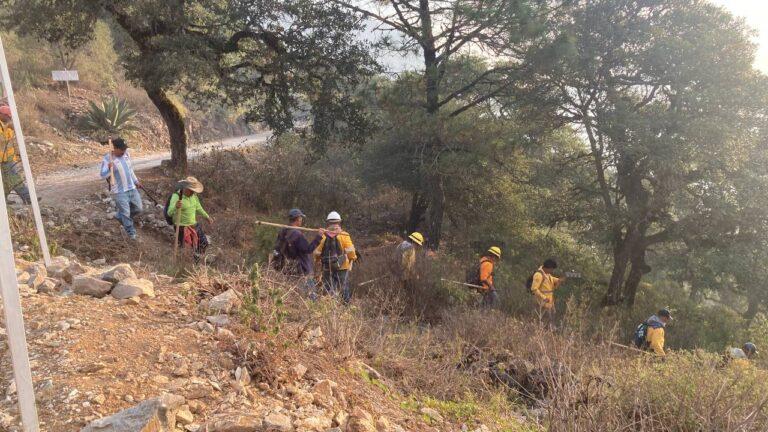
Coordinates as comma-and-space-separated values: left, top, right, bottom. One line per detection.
167, 176, 213, 260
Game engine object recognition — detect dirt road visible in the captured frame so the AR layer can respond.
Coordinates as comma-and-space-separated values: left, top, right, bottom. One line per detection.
35, 132, 270, 206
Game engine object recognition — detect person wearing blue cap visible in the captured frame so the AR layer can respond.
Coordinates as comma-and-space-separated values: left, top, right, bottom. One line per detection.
272, 209, 323, 297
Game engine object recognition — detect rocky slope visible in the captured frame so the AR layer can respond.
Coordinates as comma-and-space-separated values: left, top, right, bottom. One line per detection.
0, 254, 494, 432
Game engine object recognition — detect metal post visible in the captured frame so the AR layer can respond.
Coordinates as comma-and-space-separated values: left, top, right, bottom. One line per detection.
0, 35, 51, 266
0, 134, 39, 432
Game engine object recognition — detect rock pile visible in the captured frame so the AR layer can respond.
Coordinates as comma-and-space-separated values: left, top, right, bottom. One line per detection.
16, 257, 154, 302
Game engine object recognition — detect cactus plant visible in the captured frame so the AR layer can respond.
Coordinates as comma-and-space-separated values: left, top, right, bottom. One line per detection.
83, 96, 138, 136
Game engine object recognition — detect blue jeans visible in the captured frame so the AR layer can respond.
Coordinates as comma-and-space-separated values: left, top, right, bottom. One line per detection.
114, 189, 143, 237
322, 270, 350, 303
2, 162, 30, 204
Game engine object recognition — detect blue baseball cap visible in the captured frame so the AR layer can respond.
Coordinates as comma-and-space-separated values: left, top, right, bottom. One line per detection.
288, 209, 306, 219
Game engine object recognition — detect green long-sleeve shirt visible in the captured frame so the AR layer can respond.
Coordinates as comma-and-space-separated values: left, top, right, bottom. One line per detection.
167, 193, 209, 226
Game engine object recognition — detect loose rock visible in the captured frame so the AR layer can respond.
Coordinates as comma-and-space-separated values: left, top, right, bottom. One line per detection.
72, 275, 113, 298
111, 278, 155, 299
80, 393, 186, 432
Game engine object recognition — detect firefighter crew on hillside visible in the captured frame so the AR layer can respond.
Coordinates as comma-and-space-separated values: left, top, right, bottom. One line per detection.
314, 211, 357, 303
478, 246, 502, 308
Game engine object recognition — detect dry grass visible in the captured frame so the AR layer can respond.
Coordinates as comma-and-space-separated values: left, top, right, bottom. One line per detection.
181, 261, 768, 431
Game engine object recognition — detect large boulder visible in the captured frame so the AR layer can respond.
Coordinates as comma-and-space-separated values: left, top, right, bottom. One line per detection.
80, 393, 185, 432
73, 275, 113, 298
100, 264, 137, 285
111, 278, 155, 299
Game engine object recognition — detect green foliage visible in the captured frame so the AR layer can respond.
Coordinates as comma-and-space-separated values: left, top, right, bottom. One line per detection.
83, 96, 138, 137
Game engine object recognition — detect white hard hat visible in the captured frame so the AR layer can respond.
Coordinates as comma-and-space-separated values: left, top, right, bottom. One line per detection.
326, 211, 342, 222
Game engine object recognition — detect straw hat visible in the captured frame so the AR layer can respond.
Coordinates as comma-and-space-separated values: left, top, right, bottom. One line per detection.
178, 176, 204, 193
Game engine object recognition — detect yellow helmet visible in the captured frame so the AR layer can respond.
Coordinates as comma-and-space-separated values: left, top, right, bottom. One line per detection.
488, 246, 502, 258
408, 232, 424, 246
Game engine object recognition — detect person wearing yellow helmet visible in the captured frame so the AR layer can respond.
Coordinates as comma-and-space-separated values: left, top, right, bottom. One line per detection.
391, 232, 424, 285
478, 246, 502, 307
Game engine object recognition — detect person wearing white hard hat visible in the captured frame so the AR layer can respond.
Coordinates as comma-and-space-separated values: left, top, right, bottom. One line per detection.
314, 211, 357, 303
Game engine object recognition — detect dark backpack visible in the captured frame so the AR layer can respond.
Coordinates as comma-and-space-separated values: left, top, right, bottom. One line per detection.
272, 229, 302, 272
633, 322, 649, 349
163, 190, 183, 225
466, 262, 482, 286
320, 234, 346, 272
525, 270, 545, 295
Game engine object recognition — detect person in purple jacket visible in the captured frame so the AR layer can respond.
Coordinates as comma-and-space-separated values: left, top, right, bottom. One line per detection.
272, 209, 323, 298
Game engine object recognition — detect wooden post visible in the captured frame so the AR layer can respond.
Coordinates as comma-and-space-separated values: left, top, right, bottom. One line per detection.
0, 126, 39, 432
0, 35, 51, 267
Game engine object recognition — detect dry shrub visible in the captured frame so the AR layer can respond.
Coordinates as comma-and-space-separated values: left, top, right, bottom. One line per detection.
188, 263, 768, 431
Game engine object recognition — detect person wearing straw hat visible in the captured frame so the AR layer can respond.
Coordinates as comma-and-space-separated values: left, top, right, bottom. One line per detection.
0, 105, 31, 204
391, 232, 425, 287
167, 176, 212, 260
478, 246, 502, 308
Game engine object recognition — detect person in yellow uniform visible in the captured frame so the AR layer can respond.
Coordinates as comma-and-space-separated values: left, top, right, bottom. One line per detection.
530, 258, 565, 325
644, 308, 672, 356
478, 246, 502, 308
314, 211, 357, 303
392, 232, 424, 286
0, 105, 31, 204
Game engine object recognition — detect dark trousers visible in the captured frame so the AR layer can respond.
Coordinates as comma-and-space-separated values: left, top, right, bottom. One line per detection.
321, 270, 350, 303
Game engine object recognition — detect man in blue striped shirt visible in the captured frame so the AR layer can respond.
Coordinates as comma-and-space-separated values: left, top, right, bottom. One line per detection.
99, 138, 143, 240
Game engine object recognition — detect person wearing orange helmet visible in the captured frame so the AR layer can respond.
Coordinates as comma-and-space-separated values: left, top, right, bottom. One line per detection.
0, 105, 31, 204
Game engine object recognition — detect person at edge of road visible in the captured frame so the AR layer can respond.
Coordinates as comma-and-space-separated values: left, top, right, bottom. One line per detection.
273, 208, 323, 299
99, 137, 142, 240
643, 308, 673, 356
531, 258, 566, 326
314, 211, 357, 303
391, 232, 425, 288
167, 176, 213, 261
726, 342, 758, 370
0, 105, 31, 204
478, 246, 502, 308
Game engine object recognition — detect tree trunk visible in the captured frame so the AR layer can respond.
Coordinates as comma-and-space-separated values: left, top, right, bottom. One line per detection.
425, 174, 445, 250
623, 248, 651, 306
604, 238, 631, 306
406, 192, 428, 234
146, 87, 188, 172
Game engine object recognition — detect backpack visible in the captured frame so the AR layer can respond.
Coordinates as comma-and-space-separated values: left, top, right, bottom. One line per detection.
525, 270, 545, 295
163, 190, 183, 225
633, 322, 649, 349
272, 229, 302, 273
465, 262, 482, 286
320, 234, 347, 272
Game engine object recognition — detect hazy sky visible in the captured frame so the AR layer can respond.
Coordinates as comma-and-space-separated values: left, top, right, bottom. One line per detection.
711, 1, 768, 72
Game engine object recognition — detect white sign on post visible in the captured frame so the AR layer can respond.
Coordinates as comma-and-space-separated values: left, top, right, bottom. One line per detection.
0, 35, 42, 432
51, 70, 79, 82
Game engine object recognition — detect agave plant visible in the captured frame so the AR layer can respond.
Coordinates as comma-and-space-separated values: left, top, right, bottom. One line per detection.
83, 96, 138, 136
